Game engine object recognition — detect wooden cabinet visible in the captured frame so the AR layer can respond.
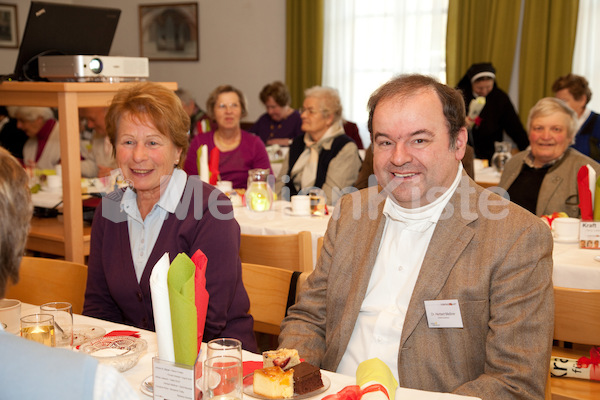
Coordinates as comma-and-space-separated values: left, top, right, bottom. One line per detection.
0, 81, 177, 263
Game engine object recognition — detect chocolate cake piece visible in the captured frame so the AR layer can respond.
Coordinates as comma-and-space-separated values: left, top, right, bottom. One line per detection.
292, 362, 323, 395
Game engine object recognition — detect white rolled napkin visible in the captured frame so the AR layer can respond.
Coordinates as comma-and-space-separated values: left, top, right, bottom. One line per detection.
199, 144, 209, 183
587, 164, 596, 207
149, 252, 175, 362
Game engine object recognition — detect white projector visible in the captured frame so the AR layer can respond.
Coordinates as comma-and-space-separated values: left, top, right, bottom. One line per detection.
38, 55, 149, 82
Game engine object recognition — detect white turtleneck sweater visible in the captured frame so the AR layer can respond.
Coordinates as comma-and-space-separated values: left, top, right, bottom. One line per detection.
336, 163, 463, 382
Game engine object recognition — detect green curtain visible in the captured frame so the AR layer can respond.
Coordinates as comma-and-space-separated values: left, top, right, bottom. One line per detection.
446, 0, 521, 90
518, 0, 578, 125
286, 0, 324, 109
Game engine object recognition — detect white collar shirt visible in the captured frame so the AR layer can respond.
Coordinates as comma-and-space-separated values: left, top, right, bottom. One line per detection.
121, 168, 187, 282
336, 164, 463, 382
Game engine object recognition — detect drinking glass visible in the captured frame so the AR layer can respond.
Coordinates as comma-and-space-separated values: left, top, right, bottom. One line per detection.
20, 314, 55, 347
206, 338, 242, 361
40, 302, 73, 348
309, 189, 326, 216
203, 356, 243, 400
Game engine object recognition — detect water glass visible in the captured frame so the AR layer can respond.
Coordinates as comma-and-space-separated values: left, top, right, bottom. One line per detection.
206, 338, 242, 360
21, 314, 55, 347
40, 302, 73, 348
203, 356, 243, 400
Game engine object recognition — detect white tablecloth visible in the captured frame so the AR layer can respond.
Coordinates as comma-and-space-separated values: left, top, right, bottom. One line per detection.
474, 166, 501, 187
234, 201, 331, 267
18, 303, 479, 400
552, 241, 600, 289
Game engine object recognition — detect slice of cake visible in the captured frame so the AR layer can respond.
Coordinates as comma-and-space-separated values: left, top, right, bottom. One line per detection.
291, 362, 323, 395
263, 348, 300, 370
253, 366, 294, 399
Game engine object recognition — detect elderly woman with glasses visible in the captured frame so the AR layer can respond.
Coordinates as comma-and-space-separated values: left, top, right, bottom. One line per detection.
184, 85, 271, 189
274, 86, 362, 205
499, 97, 600, 217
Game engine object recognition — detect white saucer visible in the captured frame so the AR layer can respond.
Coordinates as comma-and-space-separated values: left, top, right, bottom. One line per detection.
283, 208, 311, 217
140, 375, 153, 397
553, 236, 579, 244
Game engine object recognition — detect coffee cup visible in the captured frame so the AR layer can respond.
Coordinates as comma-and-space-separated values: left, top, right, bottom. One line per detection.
216, 180, 233, 193
0, 299, 21, 335
290, 195, 311, 216
46, 174, 61, 189
553, 217, 580, 241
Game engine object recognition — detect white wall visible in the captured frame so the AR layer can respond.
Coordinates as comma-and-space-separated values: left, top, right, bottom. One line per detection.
0, 0, 286, 122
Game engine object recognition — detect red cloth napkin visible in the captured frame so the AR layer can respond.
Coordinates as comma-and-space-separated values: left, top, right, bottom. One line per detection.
209, 147, 220, 185
191, 249, 209, 353
104, 330, 140, 338
578, 166, 594, 220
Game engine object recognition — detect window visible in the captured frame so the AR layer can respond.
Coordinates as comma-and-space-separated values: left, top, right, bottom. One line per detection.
323, 0, 449, 146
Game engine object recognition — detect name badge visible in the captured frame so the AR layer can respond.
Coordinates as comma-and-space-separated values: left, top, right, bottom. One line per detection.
424, 299, 463, 328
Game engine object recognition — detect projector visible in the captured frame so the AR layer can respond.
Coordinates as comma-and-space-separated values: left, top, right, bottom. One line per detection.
38, 55, 149, 82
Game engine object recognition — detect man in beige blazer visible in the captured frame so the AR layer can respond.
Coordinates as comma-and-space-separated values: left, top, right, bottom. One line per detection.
279, 75, 554, 399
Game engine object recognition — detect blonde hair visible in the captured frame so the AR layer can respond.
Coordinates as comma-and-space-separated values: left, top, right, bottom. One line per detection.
205, 85, 248, 120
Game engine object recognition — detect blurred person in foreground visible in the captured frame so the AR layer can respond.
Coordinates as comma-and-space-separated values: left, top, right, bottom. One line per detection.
251, 81, 303, 146
183, 85, 271, 189
456, 62, 529, 161
11, 106, 61, 170
279, 74, 553, 399
176, 88, 213, 141
552, 73, 600, 161
499, 97, 600, 217
79, 107, 118, 178
274, 86, 362, 205
0, 147, 137, 399
82, 82, 256, 351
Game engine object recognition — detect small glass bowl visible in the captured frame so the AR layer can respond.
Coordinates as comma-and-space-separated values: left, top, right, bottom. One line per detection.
79, 335, 147, 372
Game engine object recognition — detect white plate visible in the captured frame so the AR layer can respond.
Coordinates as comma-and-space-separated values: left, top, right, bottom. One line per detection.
243, 374, 330, 400
73, 325, 106, 347
553, 236, 579, 244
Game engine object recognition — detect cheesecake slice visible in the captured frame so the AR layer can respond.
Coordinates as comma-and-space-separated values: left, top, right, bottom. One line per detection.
253, 366, 294, 399
263, 348, 300, 370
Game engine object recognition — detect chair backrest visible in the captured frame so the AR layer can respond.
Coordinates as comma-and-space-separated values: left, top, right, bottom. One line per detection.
240, 231, 313, 273
553, 286, 600, 345
5, 256, 88, 314
242, 263, 296, 335
316, 236, 324, 261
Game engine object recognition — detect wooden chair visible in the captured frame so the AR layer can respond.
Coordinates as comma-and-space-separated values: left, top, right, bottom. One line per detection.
316, 236, 324, 261
550, 287, 600, 400
5, 256, 88, 314
241, 263, 309, 336
240, 231, 313, 273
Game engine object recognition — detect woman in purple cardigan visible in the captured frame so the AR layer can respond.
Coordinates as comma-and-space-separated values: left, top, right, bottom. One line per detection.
184, 85, 271, 189
82, 82, 257, 352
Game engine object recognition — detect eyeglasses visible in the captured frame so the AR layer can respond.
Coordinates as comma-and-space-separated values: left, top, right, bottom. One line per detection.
299, 107, 326, 116
217, 103, 240, 110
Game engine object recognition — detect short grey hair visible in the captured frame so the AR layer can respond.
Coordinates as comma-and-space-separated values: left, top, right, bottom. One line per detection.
0, 147, 32, 298
304, 86, 343, 124
8, 106, 55, 122
527, 97, 578, 142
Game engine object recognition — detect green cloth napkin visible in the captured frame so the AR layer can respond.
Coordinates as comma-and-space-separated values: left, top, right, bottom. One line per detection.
594, 176, 600, 221
168, 253, 198, 366
356, 358, 398, 400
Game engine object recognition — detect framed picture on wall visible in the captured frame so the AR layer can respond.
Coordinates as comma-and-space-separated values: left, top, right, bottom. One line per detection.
139, 2, 199, 61
0, 3, 18, 48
